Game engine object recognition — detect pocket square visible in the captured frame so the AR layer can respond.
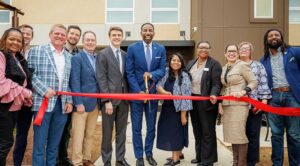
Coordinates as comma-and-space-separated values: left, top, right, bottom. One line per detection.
155, 56, 161, 59
289, 57, 296, 62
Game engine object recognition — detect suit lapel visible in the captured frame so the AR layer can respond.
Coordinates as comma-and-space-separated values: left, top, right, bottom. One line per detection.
201, 57, 211, 85
81, 51, 97, 78
150, 43, 158, 71
45, 44, 58, 77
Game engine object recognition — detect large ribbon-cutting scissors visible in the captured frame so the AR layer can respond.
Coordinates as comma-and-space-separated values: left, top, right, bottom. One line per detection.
144, 75, 149, 103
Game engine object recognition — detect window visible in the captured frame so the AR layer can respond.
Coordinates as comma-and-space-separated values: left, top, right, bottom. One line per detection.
289, 0, 300, 23
0, 0, 11, 24
151, 0, 179, 24
250, 0, 278, 23
105, 0, 134, 24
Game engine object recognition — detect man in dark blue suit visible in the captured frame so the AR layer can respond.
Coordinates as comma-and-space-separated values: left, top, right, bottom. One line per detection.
125, 23, 166, 166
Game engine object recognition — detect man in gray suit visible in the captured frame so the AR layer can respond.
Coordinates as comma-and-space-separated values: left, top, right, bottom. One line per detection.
96, 26, 130, 166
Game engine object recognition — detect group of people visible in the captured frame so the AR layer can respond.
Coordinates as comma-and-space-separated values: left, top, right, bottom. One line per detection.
0, 22, 299, 166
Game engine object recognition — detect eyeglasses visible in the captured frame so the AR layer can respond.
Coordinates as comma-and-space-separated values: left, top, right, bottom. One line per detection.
239, 47, 250, 51
226, 50, 237, 53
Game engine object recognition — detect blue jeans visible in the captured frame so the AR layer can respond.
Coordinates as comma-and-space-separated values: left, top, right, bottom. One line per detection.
32, 98, 68, 166
269, 91, 300, 166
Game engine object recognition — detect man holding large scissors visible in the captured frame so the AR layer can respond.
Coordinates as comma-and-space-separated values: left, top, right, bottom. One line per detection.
125, 23, 166, 166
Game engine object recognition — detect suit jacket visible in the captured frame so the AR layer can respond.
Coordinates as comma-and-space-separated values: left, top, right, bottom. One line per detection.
27, 43, 72, 113
70, 51, 99, 112
221, 60, 257, 106
96, 47, 128, 106
125, 41, 166, 99
186, 56, 222, 111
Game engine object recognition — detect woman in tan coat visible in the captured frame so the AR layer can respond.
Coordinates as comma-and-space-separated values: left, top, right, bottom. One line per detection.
219, 44, 257, 166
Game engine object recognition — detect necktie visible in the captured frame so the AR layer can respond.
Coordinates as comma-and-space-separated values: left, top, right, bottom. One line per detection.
145, 45, 151, 71
115, 49, 120, 65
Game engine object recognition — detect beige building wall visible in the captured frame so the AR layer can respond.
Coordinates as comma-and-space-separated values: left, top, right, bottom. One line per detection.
0, 0, 191, 46
289, 24, 300, 45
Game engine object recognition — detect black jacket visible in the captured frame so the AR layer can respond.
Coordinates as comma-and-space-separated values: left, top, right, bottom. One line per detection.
186, 56, 222, 111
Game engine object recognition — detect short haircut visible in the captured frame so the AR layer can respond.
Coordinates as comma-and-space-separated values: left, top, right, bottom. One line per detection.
49, 24, 67, 35
18, 24, 34, 38
108, 26, 123, 36
141, 23, 154, 31
67, 25, 82, 36
197, 41, 211, 48
82, 31, 96, 41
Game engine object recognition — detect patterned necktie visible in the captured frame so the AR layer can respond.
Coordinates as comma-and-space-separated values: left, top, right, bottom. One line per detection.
145, 44, 151, 71
115, 49, 120, 65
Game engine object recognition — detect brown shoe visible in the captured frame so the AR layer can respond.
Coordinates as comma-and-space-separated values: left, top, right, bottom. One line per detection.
83, 159, 95, 166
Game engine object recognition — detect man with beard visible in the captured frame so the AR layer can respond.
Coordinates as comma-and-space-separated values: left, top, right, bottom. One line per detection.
260, 29, 300, 166
125, 23, 166, 166
13, 24, 34, 166
57, 25, 81, 166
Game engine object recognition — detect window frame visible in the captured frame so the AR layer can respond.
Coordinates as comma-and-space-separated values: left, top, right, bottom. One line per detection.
105, 0, 135, 24
250, 0, 278, 23
0, 0, 12, 25
289, 7, 300, 24
150, 0, 180, 24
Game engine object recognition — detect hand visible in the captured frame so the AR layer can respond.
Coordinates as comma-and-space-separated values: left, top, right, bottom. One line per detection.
162, 90, 172, 95
253, 99, 267, 114
64, 103, 73, 113
139, 91, 145, 94
143, 72, 152, 81
45, 88, 56, 98
24, 98, 33, 106
210, 95, 217, 104
76, 104, 85, 114
218, 104, 224, 115
105, 101, 113, 115
181, 114, 188, 126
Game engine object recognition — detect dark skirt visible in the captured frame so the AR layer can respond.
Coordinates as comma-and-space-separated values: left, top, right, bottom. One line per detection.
156, 79, 188, 151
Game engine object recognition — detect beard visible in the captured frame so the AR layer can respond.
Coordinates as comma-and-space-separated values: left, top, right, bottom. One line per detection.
267, 40, 282, 49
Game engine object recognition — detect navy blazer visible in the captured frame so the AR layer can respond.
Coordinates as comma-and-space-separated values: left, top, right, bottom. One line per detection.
125, 41, 166, 96
70, 51, 99, 112
261, 46, 300, 103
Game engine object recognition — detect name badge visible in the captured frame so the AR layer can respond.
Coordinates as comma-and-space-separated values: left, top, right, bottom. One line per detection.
204, 68, 209, 71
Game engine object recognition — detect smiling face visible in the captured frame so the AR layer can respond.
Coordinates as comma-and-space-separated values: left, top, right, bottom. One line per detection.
239, 43, 251, 60
170, 54, 182, 72
140, 24, 155, 44
83, 32, 96, 53
267, 30, 282, 49
197, 42, 210, 59
20, 27, 33, 46
49, 26, 67, 49
109, 30, 123, 48
225, 45, 238, 64
6, 31, 23, 54
67, 28, 81, 46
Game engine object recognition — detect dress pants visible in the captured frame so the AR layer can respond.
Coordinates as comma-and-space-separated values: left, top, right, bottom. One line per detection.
190, 100, 218, 164
71, 106, 99, 166
0, 102, 16, 166
246, 110, 262, 166
101, 101, 129, 163
13, 106, 33, 166
130, 101, 158, 159
32, 98, 68, 166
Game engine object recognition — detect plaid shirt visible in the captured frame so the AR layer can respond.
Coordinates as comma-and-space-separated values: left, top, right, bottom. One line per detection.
28, 43, 72, 113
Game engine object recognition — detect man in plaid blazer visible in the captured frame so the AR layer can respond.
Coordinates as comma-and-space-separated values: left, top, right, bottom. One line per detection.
27, 24, 73, 166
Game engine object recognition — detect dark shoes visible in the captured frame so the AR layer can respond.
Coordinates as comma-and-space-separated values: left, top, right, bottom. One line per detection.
197, 163, 213, 166
136, 158, 144, 166
103, 161, 111, 166
191, 159, 201, 164
146, 156, 157, 166
166, 154, 184, 161
164, 159, 180, 166
116, 159, 131, 166
57, 158, 74, 166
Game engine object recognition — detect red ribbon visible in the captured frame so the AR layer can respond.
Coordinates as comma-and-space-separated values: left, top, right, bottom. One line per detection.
33, 92, 300, 126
